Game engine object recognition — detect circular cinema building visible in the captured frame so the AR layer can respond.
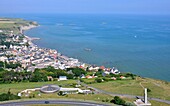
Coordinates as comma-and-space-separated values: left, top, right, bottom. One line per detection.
40, 85, 60, 93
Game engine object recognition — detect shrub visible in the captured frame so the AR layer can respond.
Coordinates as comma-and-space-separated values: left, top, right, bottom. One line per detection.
95, 78, 102, 83
110, 96, 126, 105
29, 96, 32, 98
58, 91, 64, 96
147, 88, 151, 93
102, 99, 105, 102
0, 93, 21, 101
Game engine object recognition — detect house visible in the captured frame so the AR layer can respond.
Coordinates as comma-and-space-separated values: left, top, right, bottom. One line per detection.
100, 66, 105, 70
0, 56, 8, 62
27, 66, 35, 72
89, 66, 99, 71
60, 88, 79, 94
79, 65, 83, 69
0, 45, 7, 50
80, 74, 86, 79
86, 75, 96, 79
104, 71, 110, 75
31, 58, 44, 64
58, 76, 67, 81
110, 67, 120, 74
15, 67, 23, 72
120, 76, 126, 79
111, 77, 117, 80
47, 76, 53, 81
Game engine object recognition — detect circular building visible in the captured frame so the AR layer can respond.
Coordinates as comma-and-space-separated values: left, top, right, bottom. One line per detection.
40, 85, 60, 93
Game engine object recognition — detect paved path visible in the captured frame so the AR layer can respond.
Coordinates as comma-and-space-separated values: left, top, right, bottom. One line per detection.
79, 81, 170, 104
0, 100, 111, 106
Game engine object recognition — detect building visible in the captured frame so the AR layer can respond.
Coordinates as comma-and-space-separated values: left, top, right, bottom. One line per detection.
18, 84, 91, 96
47, 76, 53, 81
86, 75, 95, 79
58, 76, 67, 81
60, 88, 81, 94
0, 56, 8, 62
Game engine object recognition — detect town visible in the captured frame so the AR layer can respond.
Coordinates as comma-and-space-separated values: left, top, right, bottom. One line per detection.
0, 18, 122, 78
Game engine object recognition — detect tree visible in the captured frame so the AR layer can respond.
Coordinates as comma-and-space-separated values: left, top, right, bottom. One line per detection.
110, 96, 126, 105
67, 74, 74, 79
6, 62, 21, 69
95, 78, 102, 83
30, 69, 48, 82
147, 88, 151, 93
67, 67, 86, 77
86, 67, 89, 71
95, 69, 103, 77
0, 61, 4, 68
58, 91, 64, 96
25, 42, 29, 47
0, 91, 21, 101
95, 71, 102, 77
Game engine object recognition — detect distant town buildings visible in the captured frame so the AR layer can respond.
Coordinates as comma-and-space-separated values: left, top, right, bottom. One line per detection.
0, 20, 121, 82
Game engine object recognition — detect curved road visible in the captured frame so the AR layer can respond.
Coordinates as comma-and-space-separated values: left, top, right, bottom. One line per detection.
0, 100, 111, 106
79, 81, 170, 104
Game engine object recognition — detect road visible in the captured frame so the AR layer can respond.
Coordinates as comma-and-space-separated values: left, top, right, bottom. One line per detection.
79, 81, 170, 104
0, 100, 111, 106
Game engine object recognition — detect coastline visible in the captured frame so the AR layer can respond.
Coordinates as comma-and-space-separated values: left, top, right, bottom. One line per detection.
22, 23, 91, 71
22, 24, 40, 39
23, 21, 170, 82
22, 25, 40, 48
0, 18, 170, 106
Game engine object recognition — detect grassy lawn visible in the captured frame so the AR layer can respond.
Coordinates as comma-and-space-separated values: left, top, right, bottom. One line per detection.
82, 78, 95, 83
0, 80, 77, 94
22, 91, 113, 103
0, 18, 36, 34
0, 80, 114, 105
0, 23, 15, 28
0, 78, 169, 105
88, 77, 170, 101
0, 80, 112, 103
0, 23, 19, 34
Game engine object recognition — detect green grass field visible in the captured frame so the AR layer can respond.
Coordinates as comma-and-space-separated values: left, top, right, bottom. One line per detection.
0, 18, 36, 34
0, 80, 112, 103
0, 80, 113, 105
0, 80, 76, 94
0, 78, 169, 105
88, 77, 170, 101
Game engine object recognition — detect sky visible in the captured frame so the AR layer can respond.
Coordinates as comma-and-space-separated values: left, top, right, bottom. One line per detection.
0, 0, 170, 14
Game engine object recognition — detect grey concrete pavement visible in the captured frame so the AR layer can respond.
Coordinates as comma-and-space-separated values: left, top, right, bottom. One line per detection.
0, 100, 112, 106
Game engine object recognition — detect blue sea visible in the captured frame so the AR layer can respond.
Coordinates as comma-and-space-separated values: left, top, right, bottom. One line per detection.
1, 14, 170, 81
